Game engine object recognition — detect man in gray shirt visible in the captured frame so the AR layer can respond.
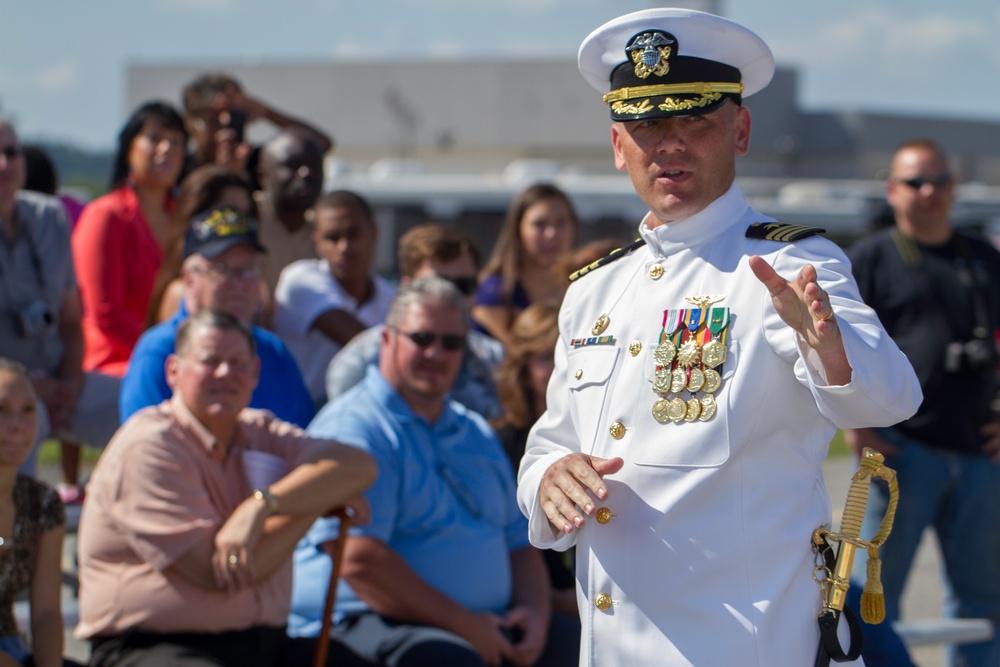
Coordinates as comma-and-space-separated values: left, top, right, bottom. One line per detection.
325, 224, 503, 420
0, 116, 118, 483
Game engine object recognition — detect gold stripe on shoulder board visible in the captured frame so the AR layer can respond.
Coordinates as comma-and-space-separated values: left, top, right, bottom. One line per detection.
745, 222, 826, 242
569, 238, 648, 282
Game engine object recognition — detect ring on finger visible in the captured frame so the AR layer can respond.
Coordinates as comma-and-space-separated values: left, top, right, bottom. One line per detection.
227, 554, 239, 566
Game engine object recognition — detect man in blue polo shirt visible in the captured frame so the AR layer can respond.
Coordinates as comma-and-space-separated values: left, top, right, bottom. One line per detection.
289, 277, 577, 667
120, 206, 313, 427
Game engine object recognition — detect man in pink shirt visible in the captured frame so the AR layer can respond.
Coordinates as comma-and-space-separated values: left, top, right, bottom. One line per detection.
76, 308, 376, 667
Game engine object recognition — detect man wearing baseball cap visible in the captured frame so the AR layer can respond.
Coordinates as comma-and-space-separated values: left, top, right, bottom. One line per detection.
120, 205, 314, 428
515, 8, 922, 665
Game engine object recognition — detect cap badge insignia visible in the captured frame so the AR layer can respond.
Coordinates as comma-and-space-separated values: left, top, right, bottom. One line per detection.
627, 31, 675, 79
191, 207, 256, 241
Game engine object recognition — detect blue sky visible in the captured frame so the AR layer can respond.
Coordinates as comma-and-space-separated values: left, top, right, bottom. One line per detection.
2, 0, 999, 150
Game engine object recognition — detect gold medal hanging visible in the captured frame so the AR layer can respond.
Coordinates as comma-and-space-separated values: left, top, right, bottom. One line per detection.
699, 394, 717, 421
676, 340, 702, 368
702, 307, 730, 368
652, 309, 684, 399
687, 368, 705, 392
650, 302, 728, 426
667, 397, 687, 422
654, 341, 676, 367
670, 369, 687, 394
702, 339, 726, 368
653, 368, 671, 394
652, 399, 671, 423
703, 368, 722, 394
684, 397, 702, 422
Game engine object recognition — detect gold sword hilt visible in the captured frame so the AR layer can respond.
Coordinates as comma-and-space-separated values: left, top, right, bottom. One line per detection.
812, 447, 898, 624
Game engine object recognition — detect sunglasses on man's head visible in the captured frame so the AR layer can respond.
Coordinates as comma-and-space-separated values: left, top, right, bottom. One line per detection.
895, 173, 952, 190
394, 329, 466, 351
443, 275, 478, 296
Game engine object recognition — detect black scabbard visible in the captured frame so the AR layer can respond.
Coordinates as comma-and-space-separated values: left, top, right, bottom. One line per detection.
814, 539, 864, 666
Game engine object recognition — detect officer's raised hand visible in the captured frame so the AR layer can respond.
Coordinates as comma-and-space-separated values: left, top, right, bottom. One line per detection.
539, 453, 624, 534
748, 256, 852, 385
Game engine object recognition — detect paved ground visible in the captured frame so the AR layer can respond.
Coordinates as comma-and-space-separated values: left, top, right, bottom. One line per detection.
45, 457, 950, 666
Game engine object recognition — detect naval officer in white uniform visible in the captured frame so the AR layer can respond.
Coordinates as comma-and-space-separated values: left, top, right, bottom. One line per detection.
515, 8, 922, 666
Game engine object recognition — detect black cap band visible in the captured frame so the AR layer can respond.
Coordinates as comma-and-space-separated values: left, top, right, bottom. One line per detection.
605, 30, 744, 121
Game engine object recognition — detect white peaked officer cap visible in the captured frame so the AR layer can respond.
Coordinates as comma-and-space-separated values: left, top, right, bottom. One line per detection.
578, 8, 775, 121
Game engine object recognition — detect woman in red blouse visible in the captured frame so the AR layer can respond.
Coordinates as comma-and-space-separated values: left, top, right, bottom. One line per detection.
72, 101, 187, 377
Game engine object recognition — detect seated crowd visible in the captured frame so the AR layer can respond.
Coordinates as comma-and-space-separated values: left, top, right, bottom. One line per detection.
0, 73, 614, 666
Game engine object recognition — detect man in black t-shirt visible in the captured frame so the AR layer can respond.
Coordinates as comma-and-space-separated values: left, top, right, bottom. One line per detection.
847, 138, 1000, 667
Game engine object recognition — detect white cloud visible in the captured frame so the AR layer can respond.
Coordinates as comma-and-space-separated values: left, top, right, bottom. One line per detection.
881, 15, 986, 59
774, 7, 994, 74
763, 6, 1000, 115
37, 62, 80, 93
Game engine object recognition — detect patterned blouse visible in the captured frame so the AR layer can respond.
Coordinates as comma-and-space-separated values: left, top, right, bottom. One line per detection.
0, 476, 65, 637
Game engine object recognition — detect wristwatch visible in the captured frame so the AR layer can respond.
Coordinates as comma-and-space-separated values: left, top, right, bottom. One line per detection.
253, 487, 280, 516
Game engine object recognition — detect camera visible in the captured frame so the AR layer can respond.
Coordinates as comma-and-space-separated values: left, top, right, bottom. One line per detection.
226, 109, 247, 144
500, 625, 523, 644
12, 300, 55, 338
944, 339, 997, 373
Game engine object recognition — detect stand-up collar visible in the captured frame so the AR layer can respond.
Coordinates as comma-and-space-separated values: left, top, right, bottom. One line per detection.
638, 183, 753, 257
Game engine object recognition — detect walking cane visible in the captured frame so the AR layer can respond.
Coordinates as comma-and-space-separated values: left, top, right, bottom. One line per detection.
312, 508, 351, 667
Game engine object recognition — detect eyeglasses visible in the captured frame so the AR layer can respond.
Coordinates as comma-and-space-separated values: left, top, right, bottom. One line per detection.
188, 261, 260, 283
895, 173, 952, 190
443, 275, 478, 296
392, 328, 466, 351
1, 145, 23, 159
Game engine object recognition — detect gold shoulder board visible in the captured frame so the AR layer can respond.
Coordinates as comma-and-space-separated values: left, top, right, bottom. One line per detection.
745, 222, 826, 242
569, 238, 647, 282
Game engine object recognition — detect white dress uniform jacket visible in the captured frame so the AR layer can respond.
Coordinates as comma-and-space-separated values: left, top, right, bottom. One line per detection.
517, 185, 921, 666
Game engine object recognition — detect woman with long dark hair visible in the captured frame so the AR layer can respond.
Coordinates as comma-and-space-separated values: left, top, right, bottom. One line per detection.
72, 101, 187, 376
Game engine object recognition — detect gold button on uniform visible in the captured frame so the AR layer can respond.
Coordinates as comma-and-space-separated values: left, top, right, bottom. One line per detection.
596, 507, 612, 524
595, 593, 613, 612
648, 264, 664, 279
628, 341, 642, 356
609, 421, 626, 439
574, 369, 583, 380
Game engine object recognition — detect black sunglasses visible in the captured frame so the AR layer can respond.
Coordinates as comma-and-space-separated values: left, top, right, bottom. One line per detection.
1, 145, 23, 159
896, 173, 952, 190
444, 275, 478, 296
394, 329, 466, 351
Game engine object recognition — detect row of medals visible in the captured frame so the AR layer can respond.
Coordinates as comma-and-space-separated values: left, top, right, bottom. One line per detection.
651, 336, 726, 423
